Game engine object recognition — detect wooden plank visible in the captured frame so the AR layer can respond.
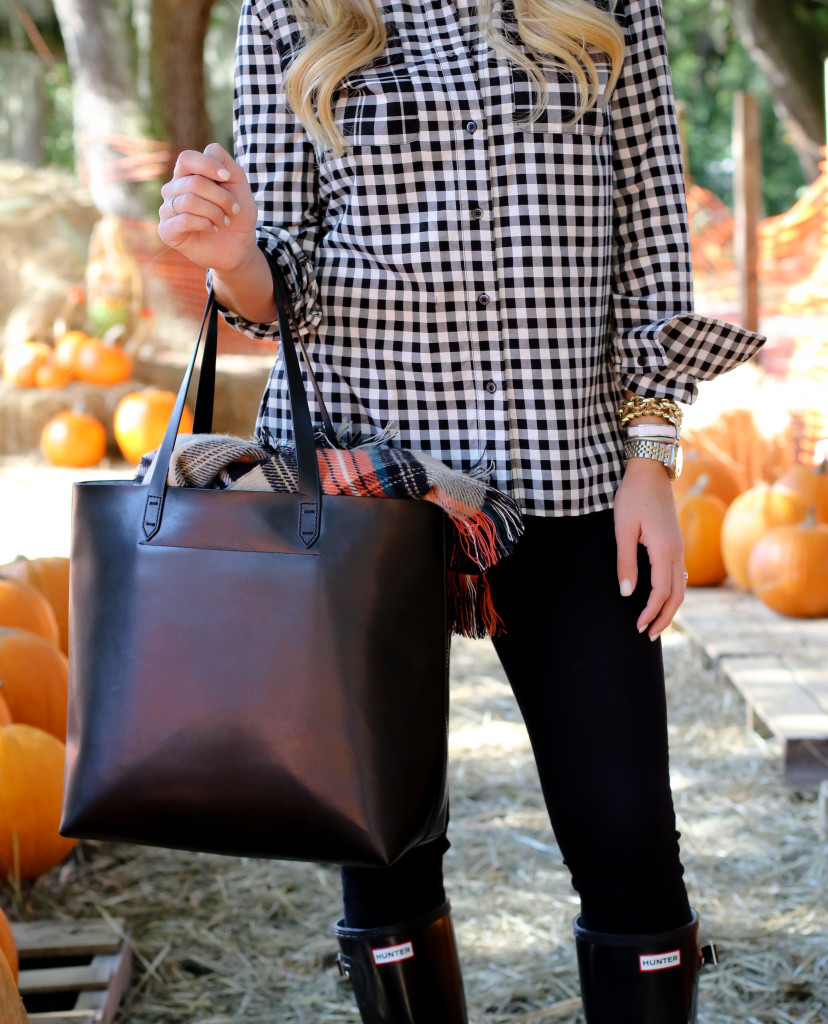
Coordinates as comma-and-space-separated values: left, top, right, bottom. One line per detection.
17, 961, 114, 996
674, 589, 828, 672
11, 920, 131, 1024
722, 658, 828, 738
76, 947, 132, 1024
721, 657, 828, 787
12, 920, 126, 959
28, 1015, 96, 1024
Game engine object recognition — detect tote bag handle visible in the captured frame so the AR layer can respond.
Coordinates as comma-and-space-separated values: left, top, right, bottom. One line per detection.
141, 253, 330, 548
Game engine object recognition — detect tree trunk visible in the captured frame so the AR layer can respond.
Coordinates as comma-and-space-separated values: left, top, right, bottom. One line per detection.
51, 0, 153, 218
150, 0, 219, 180
729, 0, 828, 182
0, 51, 48, 165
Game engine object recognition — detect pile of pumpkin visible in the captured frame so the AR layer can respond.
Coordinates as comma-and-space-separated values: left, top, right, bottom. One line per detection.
1, 332, 192, 469
0, 556, 79, 1022
675, 450, 828, 617
1, 904, 27, 1023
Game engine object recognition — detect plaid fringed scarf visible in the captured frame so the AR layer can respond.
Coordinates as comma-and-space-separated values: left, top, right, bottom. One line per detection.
135, 434, 524, 637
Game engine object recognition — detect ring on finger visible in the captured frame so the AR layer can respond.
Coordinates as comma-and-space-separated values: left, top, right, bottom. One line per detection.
169, 194, 181, 215
683, 569, 689, 582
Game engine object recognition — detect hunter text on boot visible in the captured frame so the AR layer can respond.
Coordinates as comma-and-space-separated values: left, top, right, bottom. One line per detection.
639, 950, 681, 972
372, 941, 415, 965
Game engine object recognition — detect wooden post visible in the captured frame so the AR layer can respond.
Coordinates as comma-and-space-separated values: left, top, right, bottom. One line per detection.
733, 92, 762, 333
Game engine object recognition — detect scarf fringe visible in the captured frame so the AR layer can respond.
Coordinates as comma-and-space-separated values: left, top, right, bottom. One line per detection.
447, 569, 505, 639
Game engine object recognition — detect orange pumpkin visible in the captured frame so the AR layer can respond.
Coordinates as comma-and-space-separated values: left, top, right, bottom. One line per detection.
0, 691, 11, 727
33, 357, 71, 390
676, 475, 728, 586
114, 389, 195, 464
0, 937, 27, 1023
0, 629, 68, 740
774, 461, 828, 524
53, 330, 94, 373
0, 557, 70, 656
749, 511, 828, 618
720, 484, 808, 591
73, 340, 132, 386
0, 724, 77, 881
1, 342, 51, 388
0, 579, 60, 647
0, 908, 18, 982
40, 410, 107, 468
673, 449, 744, 508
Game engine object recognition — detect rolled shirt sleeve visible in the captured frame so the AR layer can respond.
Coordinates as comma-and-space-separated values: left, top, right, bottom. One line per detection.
609, 0, 765, 403
213, 0, 324, 340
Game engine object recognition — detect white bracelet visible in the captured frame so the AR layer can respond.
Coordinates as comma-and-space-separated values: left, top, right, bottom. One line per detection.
626, 423, 678, 441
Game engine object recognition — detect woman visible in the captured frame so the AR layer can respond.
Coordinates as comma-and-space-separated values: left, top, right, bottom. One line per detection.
158, 0, 763, 1019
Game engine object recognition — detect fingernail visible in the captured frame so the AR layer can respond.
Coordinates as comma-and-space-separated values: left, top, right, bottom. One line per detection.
620, 578, 633, 597
650, 631, 661, 643
213, 225, 219, 233
638, 623, 647, 634
231, 202, 240, 214
217, 168, 231, 180
224, 215, 231, 226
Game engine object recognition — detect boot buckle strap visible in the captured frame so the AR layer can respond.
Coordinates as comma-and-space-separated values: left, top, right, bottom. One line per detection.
701, 942, 720, 967
337, 953, 352, 978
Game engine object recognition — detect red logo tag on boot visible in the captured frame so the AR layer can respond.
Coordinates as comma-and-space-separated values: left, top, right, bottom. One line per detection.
639, 949, 681, 972
372, 941, 415, 965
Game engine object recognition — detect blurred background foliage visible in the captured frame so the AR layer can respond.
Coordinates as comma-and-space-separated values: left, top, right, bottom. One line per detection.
664, 0, 804, 214
0, 0, 825, 216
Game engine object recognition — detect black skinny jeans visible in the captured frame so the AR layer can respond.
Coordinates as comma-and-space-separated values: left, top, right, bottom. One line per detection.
341, 510, 692, 936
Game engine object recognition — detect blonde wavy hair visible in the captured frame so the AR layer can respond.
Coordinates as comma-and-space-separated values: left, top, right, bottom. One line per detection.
284, 0, 625, 156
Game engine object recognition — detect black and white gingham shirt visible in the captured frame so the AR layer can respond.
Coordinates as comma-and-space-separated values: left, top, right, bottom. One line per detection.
223, 0, 765, 515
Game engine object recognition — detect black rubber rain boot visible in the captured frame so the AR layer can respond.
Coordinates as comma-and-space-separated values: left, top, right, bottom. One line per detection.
573, 910, 719, 1024
334, 900, 468, 1024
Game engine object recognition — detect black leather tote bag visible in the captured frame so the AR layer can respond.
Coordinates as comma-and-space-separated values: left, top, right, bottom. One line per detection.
60, 262, 449, 867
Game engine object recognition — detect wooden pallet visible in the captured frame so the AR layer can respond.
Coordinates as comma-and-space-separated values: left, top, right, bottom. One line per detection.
10, 918, 131, 1024
674, 588, 828, 787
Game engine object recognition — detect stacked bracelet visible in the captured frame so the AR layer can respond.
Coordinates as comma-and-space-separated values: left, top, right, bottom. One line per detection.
617, 395, 683, 433
626, 423, 678, 441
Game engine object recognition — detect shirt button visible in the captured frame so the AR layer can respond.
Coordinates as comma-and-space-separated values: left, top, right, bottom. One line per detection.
466, 121, 477, 134
637, 354, 648, 366
471, 208, 484, 220
485, 380, 497, 394
477, 293, 491, 306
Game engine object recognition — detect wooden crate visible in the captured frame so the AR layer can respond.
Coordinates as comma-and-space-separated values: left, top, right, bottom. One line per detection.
10, 918, 131, 1024
674, 588, 828, 787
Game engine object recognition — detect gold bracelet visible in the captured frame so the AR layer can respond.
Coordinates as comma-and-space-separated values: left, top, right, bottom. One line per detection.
617, 396, 683, 432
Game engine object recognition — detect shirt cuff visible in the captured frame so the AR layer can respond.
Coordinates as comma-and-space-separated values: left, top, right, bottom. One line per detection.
614, 311, 766, 404
205, 234, 322, 342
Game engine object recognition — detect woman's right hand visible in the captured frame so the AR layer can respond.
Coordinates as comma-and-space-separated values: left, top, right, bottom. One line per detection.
158, 142, 259, 276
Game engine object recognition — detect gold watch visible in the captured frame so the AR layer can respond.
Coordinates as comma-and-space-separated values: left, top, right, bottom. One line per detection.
623, 438, 683, 481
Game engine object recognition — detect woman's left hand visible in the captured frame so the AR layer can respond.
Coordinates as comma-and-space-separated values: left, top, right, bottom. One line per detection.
613, 457, 686, 641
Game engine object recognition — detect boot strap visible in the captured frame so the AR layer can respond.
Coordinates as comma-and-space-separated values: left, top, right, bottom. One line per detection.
701, 942, 720, 967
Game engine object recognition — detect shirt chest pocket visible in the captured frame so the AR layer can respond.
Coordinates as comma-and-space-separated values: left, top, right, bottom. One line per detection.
334, 62, 420, 147
511, 55, 611, 137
